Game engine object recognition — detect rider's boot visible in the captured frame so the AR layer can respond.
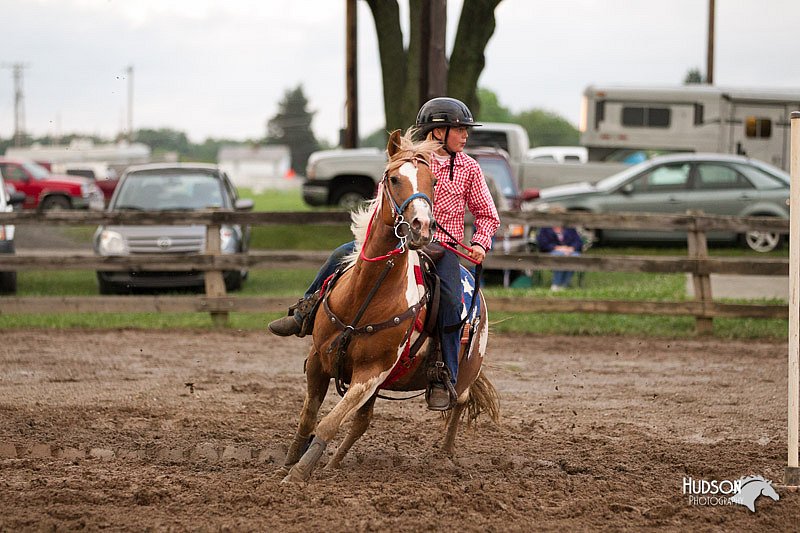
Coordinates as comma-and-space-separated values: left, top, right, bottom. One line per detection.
268, 292, 320, 338
426, 324, 461, 410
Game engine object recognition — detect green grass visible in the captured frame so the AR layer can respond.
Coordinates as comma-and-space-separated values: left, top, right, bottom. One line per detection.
4, 188, 788, 339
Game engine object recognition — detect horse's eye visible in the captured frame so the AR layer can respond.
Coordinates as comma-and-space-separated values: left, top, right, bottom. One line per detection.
389, 175, 399, 185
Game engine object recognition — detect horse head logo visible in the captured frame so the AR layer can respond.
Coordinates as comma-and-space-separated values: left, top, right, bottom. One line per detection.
729, 476, 779, 512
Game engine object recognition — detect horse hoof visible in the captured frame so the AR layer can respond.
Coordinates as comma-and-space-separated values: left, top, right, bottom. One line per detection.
273, 465, 291, 479
281, 466, 308, 484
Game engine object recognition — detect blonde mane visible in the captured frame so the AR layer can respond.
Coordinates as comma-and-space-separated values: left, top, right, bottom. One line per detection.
343, 131, 440, 267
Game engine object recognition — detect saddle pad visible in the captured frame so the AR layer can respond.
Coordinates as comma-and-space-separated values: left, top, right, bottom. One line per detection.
459, 265, 481, 323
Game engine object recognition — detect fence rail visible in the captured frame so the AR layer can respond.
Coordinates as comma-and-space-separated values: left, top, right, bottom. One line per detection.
0, 209, 789, 331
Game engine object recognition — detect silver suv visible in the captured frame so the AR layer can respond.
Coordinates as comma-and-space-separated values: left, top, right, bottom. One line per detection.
93, 163, 253, 294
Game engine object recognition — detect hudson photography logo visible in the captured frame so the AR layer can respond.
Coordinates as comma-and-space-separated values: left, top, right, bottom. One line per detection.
682, 475, 780, 512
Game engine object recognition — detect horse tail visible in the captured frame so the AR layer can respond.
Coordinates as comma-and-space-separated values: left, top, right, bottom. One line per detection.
447, 369, 500, 427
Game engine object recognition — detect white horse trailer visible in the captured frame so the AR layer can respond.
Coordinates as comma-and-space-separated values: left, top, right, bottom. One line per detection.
580, 85, 800, 171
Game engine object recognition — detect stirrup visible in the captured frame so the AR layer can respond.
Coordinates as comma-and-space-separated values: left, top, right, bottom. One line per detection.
425, 361, 456, 410
284, 291, 321, 338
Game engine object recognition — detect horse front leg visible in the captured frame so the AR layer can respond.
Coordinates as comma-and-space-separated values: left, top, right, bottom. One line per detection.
282, 366, 386, 483
281, 350, 330, 472
325, 394, 376, 470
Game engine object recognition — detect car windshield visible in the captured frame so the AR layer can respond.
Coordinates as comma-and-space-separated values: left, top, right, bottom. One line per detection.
113, 172, 226, 211
21, 161, 51, 180
594, 159, 662, 191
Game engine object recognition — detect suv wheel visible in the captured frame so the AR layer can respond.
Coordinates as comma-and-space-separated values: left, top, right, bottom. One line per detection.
0, 271, 16, 294
333, 187, 370, 209
41, 196, 71, 211
742, 230, 781, 253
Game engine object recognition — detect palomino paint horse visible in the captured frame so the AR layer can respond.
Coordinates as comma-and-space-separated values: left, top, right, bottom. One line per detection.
281, 130, 499, 483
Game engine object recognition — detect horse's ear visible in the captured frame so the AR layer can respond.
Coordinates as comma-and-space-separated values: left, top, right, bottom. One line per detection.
386, 129, 402, 158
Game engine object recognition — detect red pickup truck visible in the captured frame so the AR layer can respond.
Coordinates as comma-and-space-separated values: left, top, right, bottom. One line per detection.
0, 158, 105, 210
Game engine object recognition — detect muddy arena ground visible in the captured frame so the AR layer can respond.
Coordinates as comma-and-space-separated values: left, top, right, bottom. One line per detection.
0, 329, 797, 531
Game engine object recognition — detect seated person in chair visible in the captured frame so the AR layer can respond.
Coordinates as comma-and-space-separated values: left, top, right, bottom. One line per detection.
536, 213, 583, 291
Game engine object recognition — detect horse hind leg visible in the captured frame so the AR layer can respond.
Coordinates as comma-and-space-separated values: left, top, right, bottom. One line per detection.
441, 399, 467, 456
325, 394, 376, 470
281, 350, 330, 472
282, 368, 386, 483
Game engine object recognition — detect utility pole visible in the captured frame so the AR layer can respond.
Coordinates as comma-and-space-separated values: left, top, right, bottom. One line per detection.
343, 0, 358, 148
2, 62, 28, 146
126, 64, 134, 142
706, 0, 715, 84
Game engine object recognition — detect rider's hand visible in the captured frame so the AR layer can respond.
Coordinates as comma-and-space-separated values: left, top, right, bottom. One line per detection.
469, 244, 486, 263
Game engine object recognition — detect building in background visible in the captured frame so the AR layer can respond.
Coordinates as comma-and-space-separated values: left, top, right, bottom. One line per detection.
217, 145, 293, 193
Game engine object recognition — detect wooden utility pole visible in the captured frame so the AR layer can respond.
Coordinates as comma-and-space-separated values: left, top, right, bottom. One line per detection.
2, 63, 28, 146
126, 65, 134, 141
706, 0, 715, 84
344, 0, 359, 148
419, 0, 448, 105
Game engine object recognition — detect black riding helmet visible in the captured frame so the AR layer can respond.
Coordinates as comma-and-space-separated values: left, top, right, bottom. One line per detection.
415, 97, 481, 137
415, 97, 481, 179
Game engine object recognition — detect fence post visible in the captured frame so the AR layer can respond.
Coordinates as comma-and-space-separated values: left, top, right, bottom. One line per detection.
204, 223, 228, 327
787, 110, 800, 486
687, 211, 713, 334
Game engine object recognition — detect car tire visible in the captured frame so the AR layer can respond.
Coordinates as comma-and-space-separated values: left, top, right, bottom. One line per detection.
224, 271, 243, 292
333, 187, 370, 210
40, 195, 71, 211
0, 271, 17, 294
741, 230, 782, 253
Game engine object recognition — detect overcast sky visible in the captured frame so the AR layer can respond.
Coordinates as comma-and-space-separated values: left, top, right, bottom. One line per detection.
2, 0, 799, 145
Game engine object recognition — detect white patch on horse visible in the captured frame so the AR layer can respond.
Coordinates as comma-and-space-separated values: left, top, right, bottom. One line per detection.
404, 251, 423, 307
399, 161, 418, 192
475, 305, 489, 360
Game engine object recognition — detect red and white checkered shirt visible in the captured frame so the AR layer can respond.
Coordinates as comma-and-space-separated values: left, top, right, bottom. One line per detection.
430, 151, 500, 251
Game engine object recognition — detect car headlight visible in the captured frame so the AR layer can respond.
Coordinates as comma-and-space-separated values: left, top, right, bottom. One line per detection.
505, 224, 525, 238
305, 161, 316, 179
98, 229, 127, 255
220, 226, 237, 253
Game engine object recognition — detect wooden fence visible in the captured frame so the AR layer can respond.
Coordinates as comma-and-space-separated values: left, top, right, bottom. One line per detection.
0, 209, 789, 332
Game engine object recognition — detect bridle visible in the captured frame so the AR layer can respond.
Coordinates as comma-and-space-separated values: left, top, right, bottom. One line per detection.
360, 155, 435, 263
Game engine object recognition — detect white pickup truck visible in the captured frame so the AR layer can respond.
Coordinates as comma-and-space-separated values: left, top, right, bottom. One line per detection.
302, 122, 626, 208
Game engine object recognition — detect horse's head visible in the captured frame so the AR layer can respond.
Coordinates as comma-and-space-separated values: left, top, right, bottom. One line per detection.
380, 129, 440, 250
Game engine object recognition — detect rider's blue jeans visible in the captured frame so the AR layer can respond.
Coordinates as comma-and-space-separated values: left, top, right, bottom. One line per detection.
306, 241, 461, 385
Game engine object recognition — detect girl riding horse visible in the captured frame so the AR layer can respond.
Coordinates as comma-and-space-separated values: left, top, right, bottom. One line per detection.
269, 97, 500, 411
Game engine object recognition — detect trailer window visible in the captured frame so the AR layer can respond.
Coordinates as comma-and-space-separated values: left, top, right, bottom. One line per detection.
621, 106, 671, 128
745, 116, 772, 138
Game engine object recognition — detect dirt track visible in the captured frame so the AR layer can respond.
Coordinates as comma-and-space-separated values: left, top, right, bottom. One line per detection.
0, 329, 797, 531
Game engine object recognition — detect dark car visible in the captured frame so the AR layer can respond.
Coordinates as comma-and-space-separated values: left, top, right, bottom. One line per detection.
525, 153, 790, 252
93, 163, 253, 294
0, 176, 26, 294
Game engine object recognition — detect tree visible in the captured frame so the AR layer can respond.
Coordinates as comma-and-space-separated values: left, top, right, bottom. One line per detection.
366, 0, 503, 132
476, 87, 513, 122
265, 85, 320, 173
135, 128, 191, 158
684, 68, 706, 84
515, 109, 580, 147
